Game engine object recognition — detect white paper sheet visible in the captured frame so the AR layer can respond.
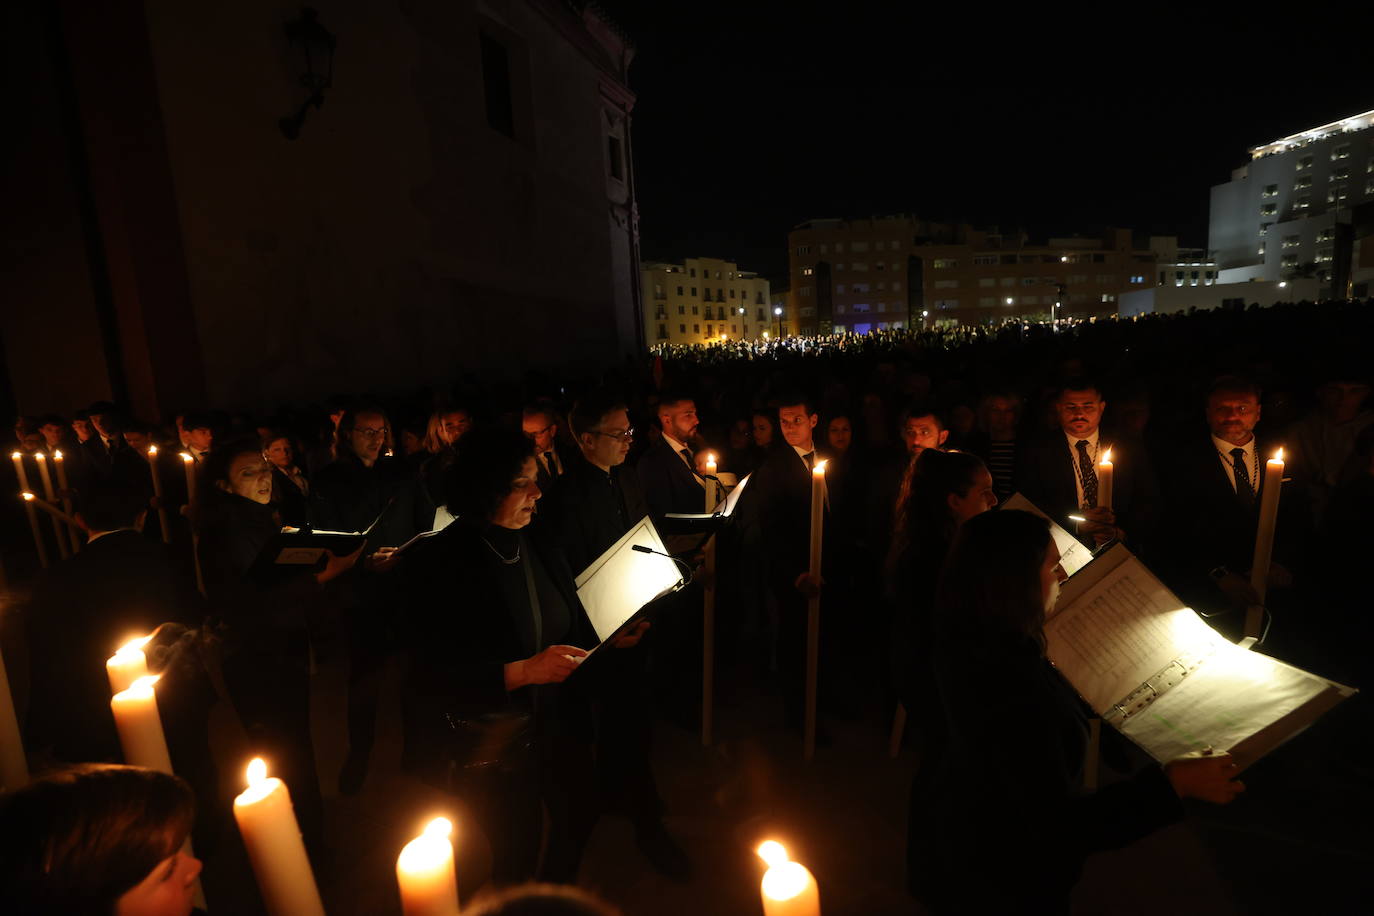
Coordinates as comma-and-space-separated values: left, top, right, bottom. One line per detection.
575, 516, 684, 648
1002, 492, 1092, 576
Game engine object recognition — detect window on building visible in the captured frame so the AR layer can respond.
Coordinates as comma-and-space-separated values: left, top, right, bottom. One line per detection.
851, 262, 868, 272
852, 303, 871, 313
1282, 234, 1301, 248
1332, 144, 1351, 161
1316, 248, 1333, 264
690, 268, 696, 277
874, 240, 885, 250
802, 267, 814, 276
836, 284, 846, 294
1368, 178, 1374, 195
835, 304, 846, 315
1257, 243, 1266, 257
1328, 186, 1349, 204
480, 33, 516, 138
933, 258, 958, 269
800, 287, 813, 297
978, 296, 996, 307
1296, 155, 1313, 171
1100, 294, 1115, 302
796, 245, 811, 256
1129, 275, 1145, 284
935, 299, 959, 309
800, 306, 816, 317
732, 324, 738, 334
715, 271, 721, 279
676, 286, 683, 296
893, 282, 901, 291
607, 135, 625, 181
729, 289, 736, 298
1021, 277, 1037, 286
680, 324, 686, 333
973, 255, 998, 266
657, 324, 667, 338
1259, 223, 1270, 237
1000, 277, 1016, 287
1281, 255, 1297, 268
1295, 176, 1312, 190
716, 289, 724, 300
876, 262, 885, 271
819, 243, 828, 254
756, 293, 764, 304
835, 242, 844, 252
692, 305, 699, 315
850, 241, 869, 252
934, 279, 958, 289
1333, 167, 1351, 181
1262, 184, 1279, 198
978, 278, 995, 288
706, 324, 713, 336
851, 282, 870, 293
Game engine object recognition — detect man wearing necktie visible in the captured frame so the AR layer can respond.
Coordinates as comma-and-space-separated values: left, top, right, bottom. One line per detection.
522, 402, 569, 500
754, 394, 834, 735
1159, 376, 1305, 621
1014, 378, 1158, 551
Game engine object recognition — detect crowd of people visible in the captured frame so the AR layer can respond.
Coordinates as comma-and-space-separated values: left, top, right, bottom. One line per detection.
2, 297, 1372, 913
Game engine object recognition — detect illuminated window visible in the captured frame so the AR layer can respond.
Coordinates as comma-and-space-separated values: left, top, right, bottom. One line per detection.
1257, 243, 1266, 257
1295, 176, 1312, 190
1262, 184, 1279, 198
1327, 186, 1348, 204
1333, 167, 1350, 181
1316, 249, 1333, 264
1259, 223, 1270, 237
1021, 277, 1037, 286
1100, 294, 1114, 302
933, 259, 959, 269
1331, 144, 1351, 160
801, 267, 814, 276
1296, 155, 1313, 171
1295, 196, 1311, 210
1281, 255, 1297, 267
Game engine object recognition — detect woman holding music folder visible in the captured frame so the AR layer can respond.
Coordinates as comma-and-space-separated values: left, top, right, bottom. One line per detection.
399, 427, 646, 887
908, 509, 1245, 915
195, 437, 361, 861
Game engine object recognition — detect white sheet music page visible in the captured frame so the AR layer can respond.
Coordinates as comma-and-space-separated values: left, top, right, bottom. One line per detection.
1045, 550, 1225, 714
575, 516, 683, 646
1002, 492, 1093, 576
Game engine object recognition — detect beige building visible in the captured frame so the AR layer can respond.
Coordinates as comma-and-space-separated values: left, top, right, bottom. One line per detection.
787, 217, 1161, 333
641, 257, 771, 345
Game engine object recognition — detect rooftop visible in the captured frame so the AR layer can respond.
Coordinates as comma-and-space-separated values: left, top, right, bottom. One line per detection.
1249, 108, 1374, 159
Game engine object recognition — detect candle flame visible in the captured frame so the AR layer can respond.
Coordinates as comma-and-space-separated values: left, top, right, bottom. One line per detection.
148, 445, 158, 456
762, 861, 811, 901
757, 840, 788, 867
114, 634, 153, 658
10, 452, 20, 460
118, 674, 160, 700
1275, 447, 1284, 462
53, 450, 63, 459
35, 452, 46, 462
180, 452, 193, 464
812, 459, 828, 476
247, 757, 267, 787
1102, 448, 1112, 463
423, 817, 453, 840
22, 492, 34, 501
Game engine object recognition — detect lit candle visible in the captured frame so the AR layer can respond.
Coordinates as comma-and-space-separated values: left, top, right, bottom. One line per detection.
704, 453, 718, 513
1249, 447, 1285, 604
0, 641, 27, 789
805, 460, 827, 759
52, 450, 80, 553
396, 816, 460, 916
110, 675, 173, 773
233, 758, 326, 916
147, 446, 172, 544
1096, 448, 1114, 511
757, 841, 821, 916
107, 634, 153, 694
16, 488, 50, 569
33, 453, 69, 560
180, 452, 197, 514
11, 450, 31, 493
702, 451, 719, 745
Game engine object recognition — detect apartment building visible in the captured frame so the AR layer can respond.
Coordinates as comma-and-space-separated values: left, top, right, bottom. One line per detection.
641, 257, 772, 345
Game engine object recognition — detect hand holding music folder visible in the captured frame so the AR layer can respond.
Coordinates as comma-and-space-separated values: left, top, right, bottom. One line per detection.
573, 515, 687, 662
245, 506, 388, 579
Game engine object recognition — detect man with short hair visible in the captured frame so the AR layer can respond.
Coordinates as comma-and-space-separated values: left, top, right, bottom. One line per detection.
1015, 378, 1158, 548
523, 402, 570, 497
636, 394, 707, 524
900, 406, 949, 458
181, 412, 214, 464
1159, 376, 1301, 617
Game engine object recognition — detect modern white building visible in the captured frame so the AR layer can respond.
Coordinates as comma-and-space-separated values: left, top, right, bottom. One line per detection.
1209, 109, 1374, 296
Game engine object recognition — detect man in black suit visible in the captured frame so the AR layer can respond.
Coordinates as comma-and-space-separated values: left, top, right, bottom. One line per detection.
1015, 377, 1158, 551
522, 401, 573, 500
753, 393, 833, 732
1159, 376, 1300, 619
635, 393, 706, 524
543, 390, 690, 879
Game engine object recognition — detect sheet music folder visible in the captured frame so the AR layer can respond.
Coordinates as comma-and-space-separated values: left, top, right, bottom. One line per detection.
1044, 542, 1355, 770
247, 506, 389, 577
658, 472, 753, 534
1001, 492, 1093, 576
574, 515, 686, 658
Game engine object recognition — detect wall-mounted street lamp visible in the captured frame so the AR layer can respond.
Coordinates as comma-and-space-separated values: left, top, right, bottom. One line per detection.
279, 7, 337, 140
773, 306, 783, 337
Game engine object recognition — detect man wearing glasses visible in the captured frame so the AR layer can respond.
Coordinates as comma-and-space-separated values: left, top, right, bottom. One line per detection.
543, 390, 691, 880
522, 401, 572, 497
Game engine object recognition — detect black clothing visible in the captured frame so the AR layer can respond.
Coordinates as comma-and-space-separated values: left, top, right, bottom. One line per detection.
1014, 433, 1160, 550
400, 520, 598, 883
911, 631, 1184, 913
636, 436, 706, 524
269, 465, 311, 527
545, 454, 650, 576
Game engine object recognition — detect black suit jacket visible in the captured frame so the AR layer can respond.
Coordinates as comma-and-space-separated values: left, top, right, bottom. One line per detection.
533, 441, 578, 502
544, 454, 650, 577
752, 444, 831, 596
635, 436, 707, 521
1014, 433, 1159, 549
270, 466, 311, 527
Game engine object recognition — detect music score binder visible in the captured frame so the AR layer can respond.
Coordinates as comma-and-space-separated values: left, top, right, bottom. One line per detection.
1002, 492, 1093, 577
1044, 543, 1355, 770
573, 515, 686, 658
658, 471, 753, 534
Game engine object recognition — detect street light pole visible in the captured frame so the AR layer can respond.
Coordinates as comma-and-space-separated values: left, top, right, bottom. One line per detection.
774, 306, 783, 337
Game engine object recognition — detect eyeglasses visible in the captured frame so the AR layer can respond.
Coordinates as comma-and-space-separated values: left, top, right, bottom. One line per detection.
354, 427, 389, 439
590, 428, 635, 442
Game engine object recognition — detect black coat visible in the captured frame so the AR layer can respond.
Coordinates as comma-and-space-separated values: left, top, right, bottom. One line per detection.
544, 454, 650, 578
310, 453, 429, 551
399, 521, 597, 768
1014, 433, 1159, 549
635, 436, 706, 522
910, 631, 1183, 913
269, 465, 311, 528
750, 444, 831, 596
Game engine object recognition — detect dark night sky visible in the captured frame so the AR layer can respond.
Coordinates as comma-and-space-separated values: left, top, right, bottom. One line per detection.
601, 1, 1374, 284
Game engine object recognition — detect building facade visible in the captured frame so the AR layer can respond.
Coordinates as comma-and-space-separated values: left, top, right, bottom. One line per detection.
641, 257, 771, 345
1209, 109, 1374, 296
2, 0, 642, 419
787, 217, 1157, 333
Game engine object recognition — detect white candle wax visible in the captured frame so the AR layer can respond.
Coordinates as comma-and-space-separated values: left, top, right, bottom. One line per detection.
233, 758, 325, 916
0, 641, 28, 789
705, 453, 718, 512
11, 451, 32, 493
808, 461, 827, 577
110, 675, 173, 773
1096, 448, 1114, 511
1250, 448, 1285, 602
180, 452, 197, 512
396, 817, 460, 916
758, 842, 821, 916
107, 635, 152, 694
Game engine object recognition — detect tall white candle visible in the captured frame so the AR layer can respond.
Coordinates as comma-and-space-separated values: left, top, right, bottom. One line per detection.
107, 635, 153, 694
52, 451, 81, 553
147, 446, 172, 544
110, 675, 173, 773
396, 817, 460, 916
1250, 448, 1285, 603
33, 453, 69, 560
758, 841, 821, 916
1096, 448, 1114, 511
180, 452, 197, 514
0, 641, 27, 790
14, 453, 49, 568
805, 461, 827, 759
233, 758, 325, 916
